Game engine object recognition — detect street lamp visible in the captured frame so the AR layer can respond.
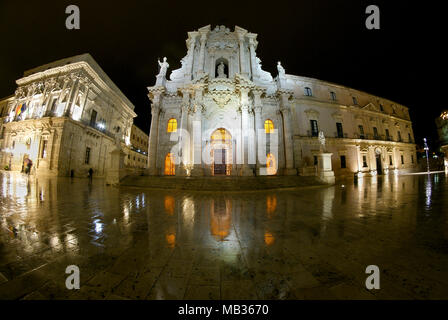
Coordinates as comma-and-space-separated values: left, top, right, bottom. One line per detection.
423, 138, 430, 173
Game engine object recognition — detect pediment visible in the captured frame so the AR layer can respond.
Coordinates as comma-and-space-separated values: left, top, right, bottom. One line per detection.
362, 102, 380, 112
304, 108, 319, 119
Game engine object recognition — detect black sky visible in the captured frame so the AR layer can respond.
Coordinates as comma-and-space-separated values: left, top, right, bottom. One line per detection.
0, 1, 446, 149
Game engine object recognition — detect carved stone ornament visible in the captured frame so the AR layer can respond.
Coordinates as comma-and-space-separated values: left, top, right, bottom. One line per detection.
212, 94, 231, 108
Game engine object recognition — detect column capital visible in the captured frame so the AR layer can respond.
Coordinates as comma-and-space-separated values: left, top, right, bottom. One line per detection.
241, 104, 250, 112
247, 33, 258, 48
151, 104, 160, 116
200, 34, 207, 43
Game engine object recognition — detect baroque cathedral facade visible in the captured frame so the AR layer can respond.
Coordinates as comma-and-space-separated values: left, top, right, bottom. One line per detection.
147, 25, 417, 178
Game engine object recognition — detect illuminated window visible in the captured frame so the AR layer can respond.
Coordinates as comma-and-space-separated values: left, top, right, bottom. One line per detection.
264, 120, 274, 133
211, 128, 231, 141
164, 153, 175, 175
167, 118, 177, 132
266, 153, 277, 175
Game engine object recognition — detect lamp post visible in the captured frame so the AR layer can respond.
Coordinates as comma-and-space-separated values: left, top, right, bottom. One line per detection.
423, 138, 430, 173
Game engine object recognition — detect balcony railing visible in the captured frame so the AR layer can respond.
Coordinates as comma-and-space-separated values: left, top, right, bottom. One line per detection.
333, 132, 348, 138
81, 120, 117, 140
302, 131, 413, 143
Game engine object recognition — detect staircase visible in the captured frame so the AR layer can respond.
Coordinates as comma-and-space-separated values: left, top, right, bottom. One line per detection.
120, 175, 327, 191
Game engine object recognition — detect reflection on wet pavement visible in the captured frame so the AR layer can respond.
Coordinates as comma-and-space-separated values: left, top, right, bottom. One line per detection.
1, 171, 448, 299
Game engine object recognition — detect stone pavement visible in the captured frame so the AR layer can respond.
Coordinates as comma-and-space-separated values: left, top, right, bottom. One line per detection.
1, 171, 448, 299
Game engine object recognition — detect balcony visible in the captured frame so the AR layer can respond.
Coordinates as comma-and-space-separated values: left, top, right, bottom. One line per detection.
306, 130, 319, 137
354, 133, 369, 140
333, 132, 348, 138
80, 120, 117, 140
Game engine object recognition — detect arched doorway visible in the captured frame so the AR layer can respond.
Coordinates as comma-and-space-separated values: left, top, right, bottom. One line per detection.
164, 153, 175, 175
210, 128, 232, 176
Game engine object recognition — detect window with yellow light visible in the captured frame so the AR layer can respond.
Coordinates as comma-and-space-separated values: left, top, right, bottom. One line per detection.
167, 118, 177, 132
264, 119, 274, 133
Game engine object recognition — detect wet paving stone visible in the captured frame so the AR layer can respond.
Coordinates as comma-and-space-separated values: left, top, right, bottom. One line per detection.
1, 171, 448, 299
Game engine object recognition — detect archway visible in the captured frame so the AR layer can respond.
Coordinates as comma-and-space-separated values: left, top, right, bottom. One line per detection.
210, 128, 232, 176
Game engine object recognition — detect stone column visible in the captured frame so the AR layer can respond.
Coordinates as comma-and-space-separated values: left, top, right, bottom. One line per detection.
187, 32, 198, 77
279, 91, 297, 175
247, 34, 258, 81
42, 79, 56, 117
179, 90, 190, 175
239, 88, 253, 176
237, 35, 248, 77
64, 73, 81, 117
79, 79, 91, 121
190, 90, 204, 176
253, 90, 263, 175
148, 92, 163, 175
197, 32, 207, 75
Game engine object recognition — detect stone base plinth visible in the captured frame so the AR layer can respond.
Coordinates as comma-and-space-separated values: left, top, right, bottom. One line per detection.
240, 165, 254, 176
316, 153, 335, 184
176, 165, 188, 176
190, 165, 204, 176
283, 168, 298, 176
318, 171, 335, 184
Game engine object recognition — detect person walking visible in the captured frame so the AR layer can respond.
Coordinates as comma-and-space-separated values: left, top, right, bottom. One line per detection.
88, 168, 93, 181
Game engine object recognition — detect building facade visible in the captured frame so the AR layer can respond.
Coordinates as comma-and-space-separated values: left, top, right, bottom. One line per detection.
124, 124, 149, 169
0, 54, 137, 177
436, 111, 448, 170
147, 25, 417, 178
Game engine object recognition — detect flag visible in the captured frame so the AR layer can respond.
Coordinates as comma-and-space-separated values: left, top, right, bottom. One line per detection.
15, 103, 26, 116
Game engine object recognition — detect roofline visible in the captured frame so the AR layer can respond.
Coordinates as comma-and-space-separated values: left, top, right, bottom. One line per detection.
285, 73, 408, 109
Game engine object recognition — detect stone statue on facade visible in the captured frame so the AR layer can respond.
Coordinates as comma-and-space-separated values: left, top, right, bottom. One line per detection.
277, 61, 285, 77
217, 62, 226, 78
157, 57, 169, 77
318, 131, 326, 152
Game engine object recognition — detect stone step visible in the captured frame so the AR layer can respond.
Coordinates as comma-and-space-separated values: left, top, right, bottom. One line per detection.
120, 175, 326, 191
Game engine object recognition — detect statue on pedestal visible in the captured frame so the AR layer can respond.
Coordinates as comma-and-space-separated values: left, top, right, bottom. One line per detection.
318, 131, 326, 152
157, 57, 169, 78
277, 61, 285, 77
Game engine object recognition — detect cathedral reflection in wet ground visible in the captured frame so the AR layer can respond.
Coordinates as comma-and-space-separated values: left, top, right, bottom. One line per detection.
0, 171, 448, 299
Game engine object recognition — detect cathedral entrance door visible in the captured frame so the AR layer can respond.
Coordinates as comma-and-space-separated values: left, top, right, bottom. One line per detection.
210, 128, 232, 176
214, 149, 226, 175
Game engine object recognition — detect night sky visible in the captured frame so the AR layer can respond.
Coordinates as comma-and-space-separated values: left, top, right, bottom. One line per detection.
0, 1, 446, 150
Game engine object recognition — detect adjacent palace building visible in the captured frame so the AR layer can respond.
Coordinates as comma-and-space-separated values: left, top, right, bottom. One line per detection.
0, 54, 148, 177
147, 25, 417, 178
